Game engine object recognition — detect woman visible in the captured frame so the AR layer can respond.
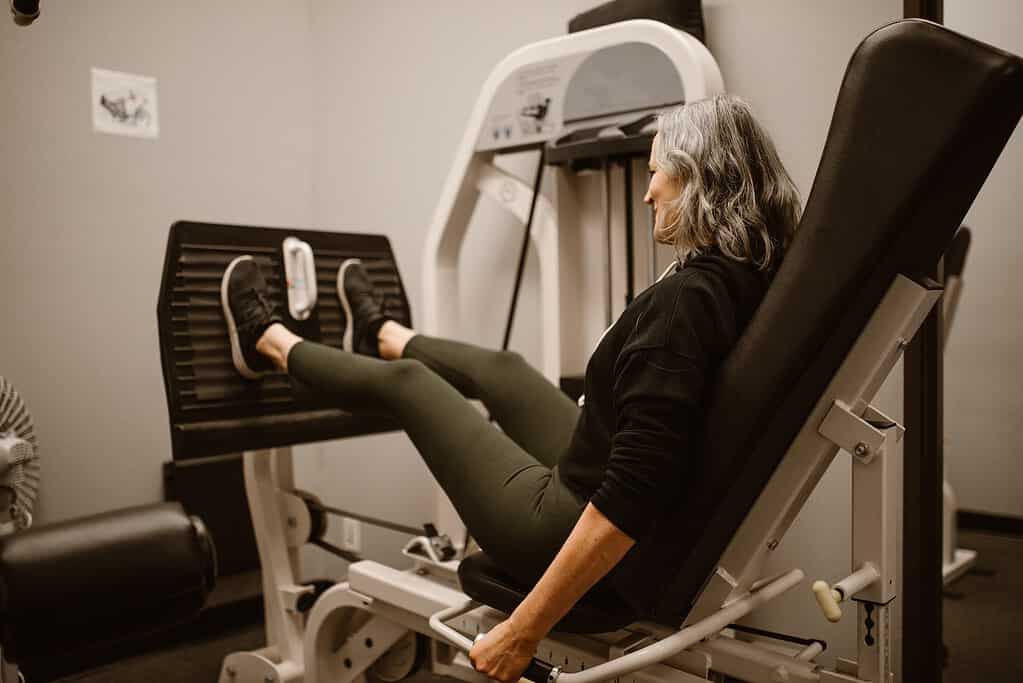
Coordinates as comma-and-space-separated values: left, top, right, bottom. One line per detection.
221, 95, 800, 682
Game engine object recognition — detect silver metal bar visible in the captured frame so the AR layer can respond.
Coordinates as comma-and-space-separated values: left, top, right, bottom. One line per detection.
796, 642, 824, 662
554, 569, 804, 683
310, 500, 423, 537
429, 600, 481, 651
431, 570, 804, 683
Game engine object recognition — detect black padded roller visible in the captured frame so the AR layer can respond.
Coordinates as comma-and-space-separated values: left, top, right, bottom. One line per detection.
0, 502, 217, 666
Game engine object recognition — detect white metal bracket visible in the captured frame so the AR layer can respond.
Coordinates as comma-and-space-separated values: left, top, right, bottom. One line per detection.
818, 400, 886, 464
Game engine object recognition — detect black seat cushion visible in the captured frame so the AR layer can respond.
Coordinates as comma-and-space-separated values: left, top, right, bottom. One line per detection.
458, 552, 638, 634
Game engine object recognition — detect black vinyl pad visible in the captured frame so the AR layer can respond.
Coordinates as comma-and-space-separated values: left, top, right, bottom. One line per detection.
458, 552, 636, 634
0, 502, 215, 667
642, 19, 1023, 622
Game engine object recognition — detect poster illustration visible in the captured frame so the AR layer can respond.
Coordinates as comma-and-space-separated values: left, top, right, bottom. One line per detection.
91, 67, 159, 139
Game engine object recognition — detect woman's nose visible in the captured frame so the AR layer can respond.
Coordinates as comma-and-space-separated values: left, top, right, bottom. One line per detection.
643, 187, 653, 204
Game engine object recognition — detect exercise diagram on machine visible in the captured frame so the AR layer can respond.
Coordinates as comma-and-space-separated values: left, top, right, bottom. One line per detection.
147, 17, 1020, 683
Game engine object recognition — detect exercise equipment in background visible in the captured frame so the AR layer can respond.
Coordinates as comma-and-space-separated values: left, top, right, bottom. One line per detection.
940, 227, 978, 585
0, 377, 217, 682
0, 378, 39, 536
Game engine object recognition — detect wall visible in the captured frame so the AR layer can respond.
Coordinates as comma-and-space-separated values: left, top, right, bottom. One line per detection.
943, 0, 1023, 518
0, 1, 314, 523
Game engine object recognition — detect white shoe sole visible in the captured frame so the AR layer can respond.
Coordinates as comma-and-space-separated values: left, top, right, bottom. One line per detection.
221, 255, 265, 380
336, 258, 362, 353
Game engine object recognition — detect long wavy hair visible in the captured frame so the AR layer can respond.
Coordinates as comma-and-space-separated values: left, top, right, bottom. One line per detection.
654, 96, 801, 271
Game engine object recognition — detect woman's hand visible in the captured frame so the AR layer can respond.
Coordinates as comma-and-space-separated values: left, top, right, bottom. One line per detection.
469, 617, 540, 683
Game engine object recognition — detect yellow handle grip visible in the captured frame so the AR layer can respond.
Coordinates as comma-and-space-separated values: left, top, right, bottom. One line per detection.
812, 580, 843, 622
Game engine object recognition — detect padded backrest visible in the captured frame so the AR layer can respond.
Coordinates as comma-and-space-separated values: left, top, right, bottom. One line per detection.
655, 20, 1023, 618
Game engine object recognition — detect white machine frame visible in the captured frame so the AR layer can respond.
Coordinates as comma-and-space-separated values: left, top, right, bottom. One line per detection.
219, 20, 936, 683
939, 267, 977, 585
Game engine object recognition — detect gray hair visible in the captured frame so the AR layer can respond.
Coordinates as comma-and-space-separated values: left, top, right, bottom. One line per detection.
654, 95, 801, 271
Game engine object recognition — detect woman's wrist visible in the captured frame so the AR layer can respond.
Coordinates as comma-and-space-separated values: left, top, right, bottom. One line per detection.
507, 604, 550, 644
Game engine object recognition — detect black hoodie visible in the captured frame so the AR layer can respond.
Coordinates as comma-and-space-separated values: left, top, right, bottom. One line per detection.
558, 249, 768, 613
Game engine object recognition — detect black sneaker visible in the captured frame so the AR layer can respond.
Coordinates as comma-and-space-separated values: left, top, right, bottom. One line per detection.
221, 255, 282, 379
337, 259, 388, 356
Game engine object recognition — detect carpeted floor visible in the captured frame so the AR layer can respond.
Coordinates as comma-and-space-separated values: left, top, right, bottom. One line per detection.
57, 530, 1022, 683
941, 529, 1023, 683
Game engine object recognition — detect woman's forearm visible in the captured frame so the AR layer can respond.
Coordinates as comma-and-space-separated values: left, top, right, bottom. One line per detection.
508, 503, 635, 641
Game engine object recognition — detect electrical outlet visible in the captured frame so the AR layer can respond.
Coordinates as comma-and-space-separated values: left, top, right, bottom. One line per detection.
341, 517, 362, 553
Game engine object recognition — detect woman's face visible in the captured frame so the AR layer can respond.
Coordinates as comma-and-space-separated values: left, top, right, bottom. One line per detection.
644, 134, 682, 243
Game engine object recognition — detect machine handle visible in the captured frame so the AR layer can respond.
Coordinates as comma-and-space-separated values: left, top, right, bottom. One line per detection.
812, 564, 880, 623
472, 635, 560, 683
812, 581, 843, 622
283, 237, 318, 320
428, 600, 479, 652
429, 604, 562, 683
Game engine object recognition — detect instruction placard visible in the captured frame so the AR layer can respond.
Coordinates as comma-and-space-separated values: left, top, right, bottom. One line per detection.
91, 67, 159, 139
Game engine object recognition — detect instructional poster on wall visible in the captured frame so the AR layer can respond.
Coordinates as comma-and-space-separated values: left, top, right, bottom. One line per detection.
91, 67, 159, 139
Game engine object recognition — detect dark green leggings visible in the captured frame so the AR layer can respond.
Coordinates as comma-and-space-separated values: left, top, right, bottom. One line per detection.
287, 336, 586, 583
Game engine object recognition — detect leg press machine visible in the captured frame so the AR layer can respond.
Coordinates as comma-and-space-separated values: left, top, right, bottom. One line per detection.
146, 18, 1021, 683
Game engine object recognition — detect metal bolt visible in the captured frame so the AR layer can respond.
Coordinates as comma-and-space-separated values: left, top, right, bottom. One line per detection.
287, 516, 297, 528
854, 442, 870, 458
365, 637, 374, 648
225, 667, 236, 678
768, 539, 779, 550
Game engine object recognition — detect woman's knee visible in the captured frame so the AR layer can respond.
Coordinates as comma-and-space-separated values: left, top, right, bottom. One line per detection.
485, 349, 529, 377
383, 358, 429, 385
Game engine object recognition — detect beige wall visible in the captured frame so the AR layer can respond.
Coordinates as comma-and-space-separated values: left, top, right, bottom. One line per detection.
0, 0, 313, 523
943, 0, 1023, 518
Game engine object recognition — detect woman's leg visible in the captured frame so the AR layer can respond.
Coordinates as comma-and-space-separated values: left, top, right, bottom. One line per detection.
224, 256, 582, 584
283, 338, 585, 581
378, 323, 580, 469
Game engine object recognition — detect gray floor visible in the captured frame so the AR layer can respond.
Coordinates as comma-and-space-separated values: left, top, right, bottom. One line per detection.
941, 530, 1023, 683
59, 530, 1022, 683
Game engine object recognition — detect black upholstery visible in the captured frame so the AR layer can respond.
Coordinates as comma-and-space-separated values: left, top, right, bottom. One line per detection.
569, 0, 706, 44
458, 20, 1023, 627
458, 553, 635, 634
650, 19, 1023, 622
0, 502, 216, 667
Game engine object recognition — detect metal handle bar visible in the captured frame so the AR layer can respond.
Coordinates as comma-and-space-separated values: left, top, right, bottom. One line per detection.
429, 569, 804, 683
